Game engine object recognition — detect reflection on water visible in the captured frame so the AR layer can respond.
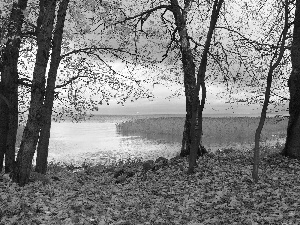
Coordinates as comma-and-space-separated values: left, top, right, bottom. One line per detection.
49, 122, 181, 165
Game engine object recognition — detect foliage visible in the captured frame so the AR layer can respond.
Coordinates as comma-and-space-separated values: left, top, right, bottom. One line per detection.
216, 0, 292, 110
1, 147, 300, 224
14, 0, 156, 123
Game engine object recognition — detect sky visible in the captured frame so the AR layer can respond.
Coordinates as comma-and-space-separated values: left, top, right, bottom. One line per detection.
85, 1, 289, 116
12, 0, 290, 117
92, 83, 288, 116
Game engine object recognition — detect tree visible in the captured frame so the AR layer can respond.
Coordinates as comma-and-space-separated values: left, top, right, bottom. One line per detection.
35, 0, 70, 174
33, 0, 153, 173
252, 0, 289, 182
281, 0, 300, 158
169, 0, 197, 163
0, 88, 9, 172
187, 0, 224, 173
13, 0, 57, 186
0, 0, 28, 173
13, 0, 152, 184
118, 1, 227, 172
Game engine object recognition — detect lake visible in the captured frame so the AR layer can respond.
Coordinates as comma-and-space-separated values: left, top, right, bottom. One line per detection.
47, 114, 183, 166
45, 114, 287, 166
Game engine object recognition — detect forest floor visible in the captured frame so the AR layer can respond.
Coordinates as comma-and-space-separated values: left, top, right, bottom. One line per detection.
1, 145, 300, 225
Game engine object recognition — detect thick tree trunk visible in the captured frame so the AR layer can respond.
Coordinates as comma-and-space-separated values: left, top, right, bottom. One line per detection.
281, 0, 300, 158
181, 105, 207, 158
181, 100, 207, 158
0, 0, 28, 173
169, 0, 196, 161
13, 0, 57, 186
282, 69, 300, 157
36, 0, 69, 174
0, 92, 9, 172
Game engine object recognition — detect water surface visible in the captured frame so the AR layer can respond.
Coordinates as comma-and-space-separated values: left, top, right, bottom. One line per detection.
47, 114, 287, 166
49, 120, 181, 165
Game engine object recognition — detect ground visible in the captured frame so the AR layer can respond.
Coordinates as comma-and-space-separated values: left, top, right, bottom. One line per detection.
1, 145, 300, 225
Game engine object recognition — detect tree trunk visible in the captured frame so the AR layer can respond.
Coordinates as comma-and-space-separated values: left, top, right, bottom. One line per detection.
281, 0, 300, 159
173, 1, 223, 173
36, 0, 69, 174
188, 0, 223, 174
0, 0, 28, 173
13, 0, 57, 186
196, 84, 205, 152
0, 92, 9, 172
181, 99, 206, 158
169, 0, 196, 161
253, 0, 288, 183
188, 93, 198, 173
180, 97, 193, 156
282, 71, 300, 157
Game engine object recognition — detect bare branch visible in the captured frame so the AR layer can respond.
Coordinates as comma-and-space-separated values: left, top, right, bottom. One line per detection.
115, 5, 173, 25
85, 51, 142, 84
55, 75, 88, 89
61, 46, 136, 59
216, 26, 291, 51
271, 90, 289, 101
161, 27, 178, 62
189, 36, 229, 78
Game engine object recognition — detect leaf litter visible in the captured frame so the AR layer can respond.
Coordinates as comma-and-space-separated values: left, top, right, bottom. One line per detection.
1, 146, 300, 225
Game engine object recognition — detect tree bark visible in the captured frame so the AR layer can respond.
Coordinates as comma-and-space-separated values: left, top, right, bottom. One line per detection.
35, 0, 69, 174
281, 0, 300, 159
252, 0, 288, 182
188, 0, 223, 174
0, 0, 28, 173
169, 0, 196, 160
0, 92, 9, 172
180, 97, 193, 156
13, 0, 57, 186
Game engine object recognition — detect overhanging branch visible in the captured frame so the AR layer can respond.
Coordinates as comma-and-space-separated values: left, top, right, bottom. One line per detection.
115, 5, 173, 25
61, 46, 136, 59
216, 26, 291, 51
55, 74, 88, 89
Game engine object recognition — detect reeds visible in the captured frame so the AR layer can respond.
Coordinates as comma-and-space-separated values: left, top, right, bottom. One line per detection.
116, 116, 288, 148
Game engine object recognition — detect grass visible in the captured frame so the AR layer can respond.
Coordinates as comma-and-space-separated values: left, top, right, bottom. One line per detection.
116, 116, 288, 149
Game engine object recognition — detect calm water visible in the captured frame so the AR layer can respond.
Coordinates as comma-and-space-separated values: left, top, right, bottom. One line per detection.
48, 115, 182, 165
47, 114, 286, 166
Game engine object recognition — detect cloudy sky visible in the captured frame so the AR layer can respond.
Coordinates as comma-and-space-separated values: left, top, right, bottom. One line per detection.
85, 1, 289, 116
15, 0, 289, 117
92, 83, 284, 116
